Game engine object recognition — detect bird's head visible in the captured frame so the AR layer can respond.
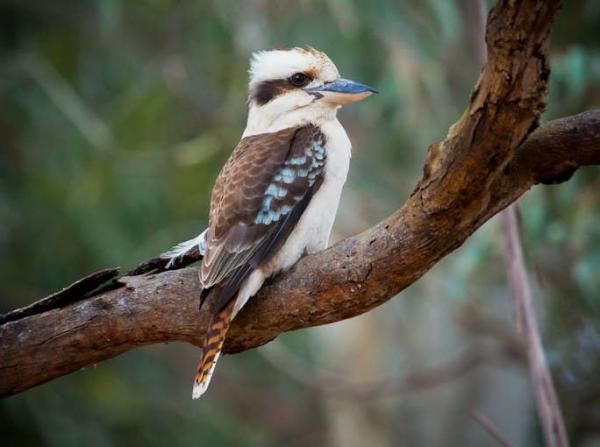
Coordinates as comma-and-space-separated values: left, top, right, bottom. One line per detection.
244, 46, 377, 135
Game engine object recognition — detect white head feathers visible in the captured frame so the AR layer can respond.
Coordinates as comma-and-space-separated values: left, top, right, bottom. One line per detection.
248, 46, 339, 90
243, 46, 348, 136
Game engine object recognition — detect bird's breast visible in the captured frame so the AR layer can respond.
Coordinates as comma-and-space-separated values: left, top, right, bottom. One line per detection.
263, 119, 351, 276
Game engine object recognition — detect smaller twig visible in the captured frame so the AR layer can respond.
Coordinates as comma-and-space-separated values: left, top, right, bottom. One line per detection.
470, 409, 514, 447
501, 205, 570, 447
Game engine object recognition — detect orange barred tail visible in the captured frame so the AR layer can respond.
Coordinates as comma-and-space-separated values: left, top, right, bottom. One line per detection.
191, 298, 236, 399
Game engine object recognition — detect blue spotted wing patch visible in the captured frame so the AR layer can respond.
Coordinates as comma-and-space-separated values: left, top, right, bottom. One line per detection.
201, 125, 327, 313
255, 134, 326, 225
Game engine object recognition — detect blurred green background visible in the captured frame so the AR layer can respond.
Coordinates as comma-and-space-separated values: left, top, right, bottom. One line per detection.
1, 0, 599, 446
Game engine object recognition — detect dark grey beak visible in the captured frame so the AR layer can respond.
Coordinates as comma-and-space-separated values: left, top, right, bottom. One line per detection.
306, 78, 378, 105
307, 77, 379, 95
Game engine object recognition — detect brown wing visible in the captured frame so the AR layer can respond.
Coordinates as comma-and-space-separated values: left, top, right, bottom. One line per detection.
200, 125, 327, 313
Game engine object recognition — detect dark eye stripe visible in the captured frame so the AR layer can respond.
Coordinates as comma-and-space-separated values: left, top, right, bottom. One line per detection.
250, 72, 313, 106
251, 79, 291, 105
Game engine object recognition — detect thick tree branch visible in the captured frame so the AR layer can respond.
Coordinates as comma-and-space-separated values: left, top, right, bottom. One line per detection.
3, 0, 598, 399
468, 0, 570, 444
2, 109, 596, 397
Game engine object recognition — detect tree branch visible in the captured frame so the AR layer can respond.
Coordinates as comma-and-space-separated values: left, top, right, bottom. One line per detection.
501, 206, 570, 447
3, 0, 598, 399
471, 409, 515, 447
468, 0, 570, 443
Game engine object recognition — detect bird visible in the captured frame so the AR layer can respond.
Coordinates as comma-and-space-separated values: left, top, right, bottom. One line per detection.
163, 46, 377, 398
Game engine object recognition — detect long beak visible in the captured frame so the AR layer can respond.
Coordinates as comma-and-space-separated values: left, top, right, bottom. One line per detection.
307, 77, 379, 105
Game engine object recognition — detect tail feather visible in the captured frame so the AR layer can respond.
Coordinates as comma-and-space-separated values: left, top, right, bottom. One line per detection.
192, 298, 236, 399
162, 229, 208, 268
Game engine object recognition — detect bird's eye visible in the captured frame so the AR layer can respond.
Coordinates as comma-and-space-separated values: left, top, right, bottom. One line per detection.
289, 72, 311, 87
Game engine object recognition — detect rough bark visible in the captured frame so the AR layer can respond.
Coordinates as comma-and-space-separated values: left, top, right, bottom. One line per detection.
3, 0, 599, 399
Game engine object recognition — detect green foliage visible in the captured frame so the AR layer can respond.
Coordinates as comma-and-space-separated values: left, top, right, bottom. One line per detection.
1, 1, 598, 445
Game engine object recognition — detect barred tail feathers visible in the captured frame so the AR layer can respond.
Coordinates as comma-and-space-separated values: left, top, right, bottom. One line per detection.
192, 298, 236, 399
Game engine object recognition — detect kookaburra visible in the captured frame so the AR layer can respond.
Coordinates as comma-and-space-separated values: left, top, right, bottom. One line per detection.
164, 46, 377, 398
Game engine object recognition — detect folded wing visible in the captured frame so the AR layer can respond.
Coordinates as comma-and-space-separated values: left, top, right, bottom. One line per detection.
201, 125, 327, 313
